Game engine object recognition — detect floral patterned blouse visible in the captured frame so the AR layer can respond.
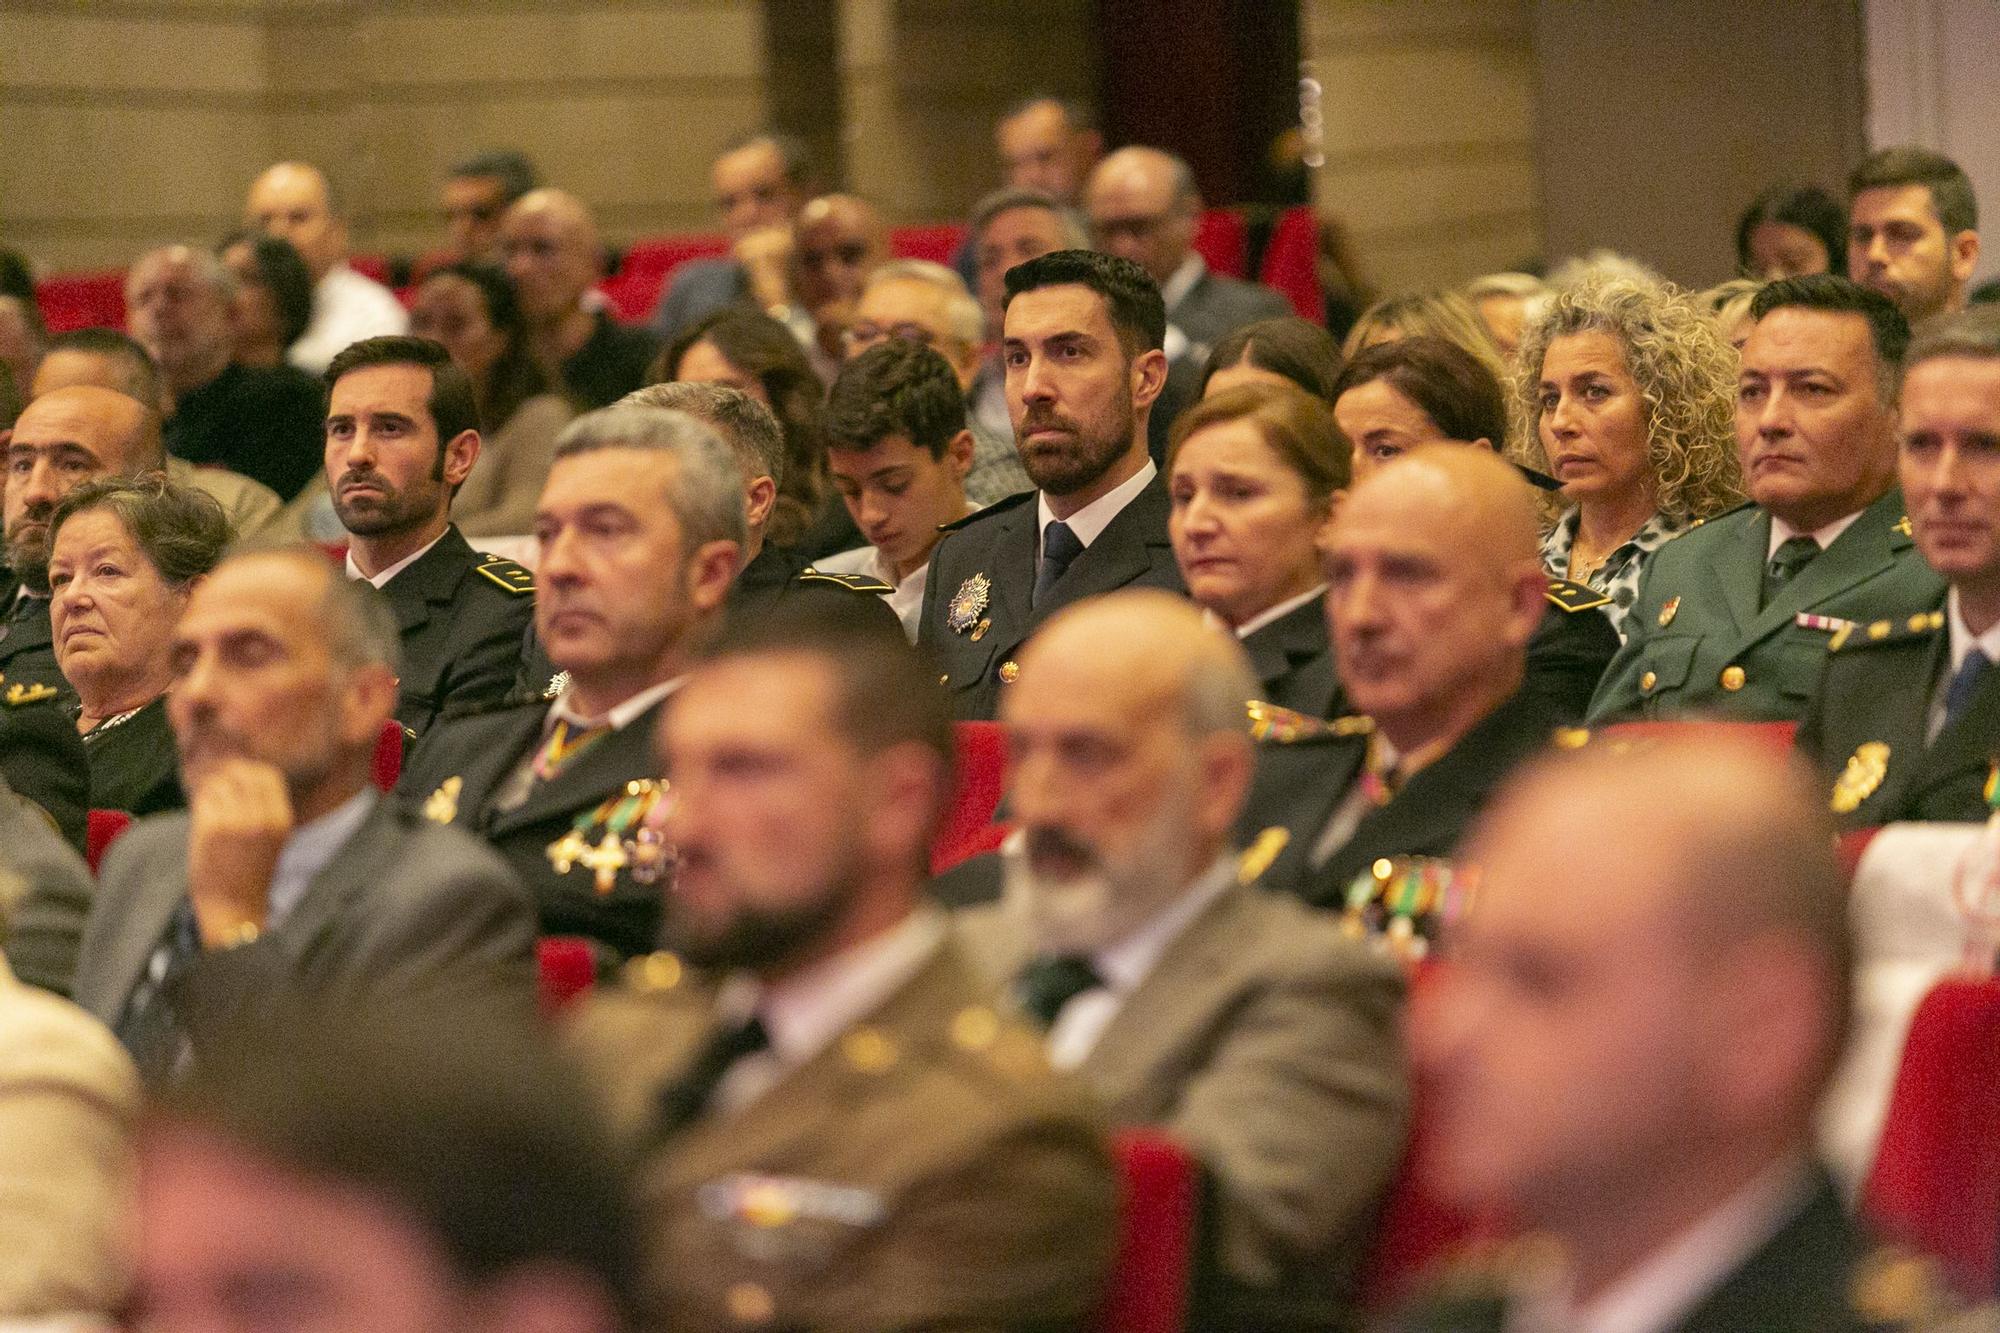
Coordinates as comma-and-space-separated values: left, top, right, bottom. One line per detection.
1539, 508, 1690, 642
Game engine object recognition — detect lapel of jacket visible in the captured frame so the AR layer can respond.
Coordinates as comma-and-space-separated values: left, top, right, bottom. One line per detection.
980, 499, 1040, 655
431, 706, 547, 815
1735, 490, 1904, 646
378, 525, 473, 636
1908, 634, 2000, 805
1242, 598, 1329, 699
92, 822, 194, 1020
1038, 473, 1173, 618
1253, 739, 1367, 897
1688, 508, 1769, 640
0, 595, 54, 662
488, 700, 667, 836
268, 795, 402, 957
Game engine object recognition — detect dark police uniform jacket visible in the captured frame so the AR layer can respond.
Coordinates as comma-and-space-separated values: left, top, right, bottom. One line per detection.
0, 678, 89, 855
1795, 599, 2000, 829
0, 585, 69, 704
1590, 490, 1945, 723
369, 526, 535, 737
917, 473, 1186, 722
398, 694, 669, 961
727, 543, 898, 633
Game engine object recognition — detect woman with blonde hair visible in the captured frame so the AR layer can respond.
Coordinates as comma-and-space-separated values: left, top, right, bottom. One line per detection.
1340, 290, 1518, 462
1515, 271, 1742, 638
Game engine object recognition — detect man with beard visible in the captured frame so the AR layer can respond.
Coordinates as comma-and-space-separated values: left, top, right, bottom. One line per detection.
954, 590, 1408, 1329
322, 337, 534, 736
70, 550, 535, 1084
566, 604, 1117, 1333
400, 405, 743, 961
1847, 147, 1980, 329
918, 250, 1185, 721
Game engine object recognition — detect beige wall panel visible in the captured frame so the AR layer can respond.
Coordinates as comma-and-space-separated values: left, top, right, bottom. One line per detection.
1315, 44, 1534, 157
1362, 219, 1542, 295
354, 6, 761, 87
1310, 0, 1530, 44
1322, 149, 1538, 236
2, 12, 265, 95
4, 103, 270, 229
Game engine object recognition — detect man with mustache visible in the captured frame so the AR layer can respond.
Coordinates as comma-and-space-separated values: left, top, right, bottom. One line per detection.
954, 590, 1407, 1327
70, 549, 535, 1085
399, 404, 743, 961
1591, 276, 1944, 723
918, 249, 1185, 721
322, 336, 534, 737
1798, 306, 2000, 826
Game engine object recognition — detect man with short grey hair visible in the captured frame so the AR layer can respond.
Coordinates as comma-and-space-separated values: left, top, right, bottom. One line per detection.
401, 405, 747, 960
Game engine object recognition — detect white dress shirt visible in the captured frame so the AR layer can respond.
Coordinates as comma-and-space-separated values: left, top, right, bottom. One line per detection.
1036, 458, 1157, 575
1159, 253, 1207, 365
344, 530, 446, 588
288, 263, 410, 374
1767, 510, 1862, 561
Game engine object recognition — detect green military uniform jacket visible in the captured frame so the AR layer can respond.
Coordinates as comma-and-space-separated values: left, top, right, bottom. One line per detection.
1795, 598, 2000, 828
566, 933, 1118, 1333
1589, 490, 1944, 723
371, 525, 535, 737
917, 474, 1186, 722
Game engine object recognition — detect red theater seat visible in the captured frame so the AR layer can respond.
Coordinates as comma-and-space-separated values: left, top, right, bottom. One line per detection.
1863, 976, 2000, 1295
1098, 1128, 1202, 1333
537, 936, 599, 1016
1193, 209, 1250, 280
932, 721, 1010, 874
84, 809, 133, 875
37, 270, 126, 334
1259, 205, 1325, 323
372, 719, 404, 792
1591, 718, 1798, 750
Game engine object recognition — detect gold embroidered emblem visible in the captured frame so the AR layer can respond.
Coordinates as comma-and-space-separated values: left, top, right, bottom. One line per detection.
946, 573, 991, 634
422, 775, 462, 824
1830, 741, 1890, 814
2, 682, 57, 706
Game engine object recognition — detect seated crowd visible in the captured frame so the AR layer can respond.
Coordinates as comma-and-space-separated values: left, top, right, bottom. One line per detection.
1, 103, 1999, 1333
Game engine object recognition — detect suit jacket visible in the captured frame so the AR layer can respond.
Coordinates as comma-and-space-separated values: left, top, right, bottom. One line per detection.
1795, 598, 2000, 828
648, 256, 750, 342
0, 778, 99, 997
729, 542, 900, 635
956, 883, 1408, 1323
80, 695, 179, 818
373, 525, 537, 736
919, 474, 1187, 721
1241, 687, 1559, 906
399, 698, 669, 959
1590, 491, 1945, 723
1169, 270, 1295, 369
71, 793, 535, 1057
566, 935, 1118, 1333
1242, 598, 1334, 714
0, 955, 139, 1320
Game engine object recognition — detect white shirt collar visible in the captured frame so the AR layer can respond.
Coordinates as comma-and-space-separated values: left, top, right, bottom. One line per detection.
1946, 586, 2000, 675
1037, 458, 1157, 553
267, 788, 378, 929
1768, 510, 1863, 559
1090, 854, 1234, 994
345, 529, 448, 589
546, 676, 683, 734
1159, 252, 1206, 312
1218, 584, 1327, 640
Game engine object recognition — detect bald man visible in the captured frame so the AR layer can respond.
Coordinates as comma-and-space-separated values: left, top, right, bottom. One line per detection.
499, 188, 659, 408
1394, 739, 1984, 1331
243, 162, 406, 373
789, 193, 888, 381
952, 590, 1406, 1325
1240, 447, 1555, 920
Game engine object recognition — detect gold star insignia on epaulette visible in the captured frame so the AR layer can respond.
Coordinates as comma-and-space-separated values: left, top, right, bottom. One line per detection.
2, 682, 57, 707
799, 568, 893, 594
474, 556, 534, 595
1237, 826, 1290, 883
1545, 577, 1611, 613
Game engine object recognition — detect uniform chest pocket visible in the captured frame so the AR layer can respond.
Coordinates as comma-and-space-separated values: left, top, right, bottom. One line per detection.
1635, 635, 1699, 695
936, 633, 1003, 694
1773, 634, 1837, 699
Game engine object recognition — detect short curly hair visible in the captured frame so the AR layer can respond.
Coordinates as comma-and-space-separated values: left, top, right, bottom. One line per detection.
1512, 273, 1743, 524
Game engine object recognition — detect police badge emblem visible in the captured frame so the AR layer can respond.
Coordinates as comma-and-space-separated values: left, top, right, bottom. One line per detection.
946, 573, 991, 634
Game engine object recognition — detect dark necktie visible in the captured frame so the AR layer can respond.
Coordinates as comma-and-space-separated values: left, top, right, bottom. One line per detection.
116, 899, 202, 1086
1761, 535, 1821, 607
1015, 954, 1103, 1028
1033, 520, 1085, 609
1944, 648, 1992, 728
652, 1013, 770, 1142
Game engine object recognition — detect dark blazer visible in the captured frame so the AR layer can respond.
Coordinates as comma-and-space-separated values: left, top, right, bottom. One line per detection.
1795, 598, 2000, 827
562, 309, 662, 410
1240, 688, 1558, 906
727, 542, 899, 635
372, 526, 536, 736
70, 794, 536, 1057
0, 680, 88, 855
0, 588, 68, 703
80, 695, 179, 817
1591, 490, 1945, 723
1240, 597, 1332, 714
398, 697, 669, 959
0, 775, 100, 996
918, 473, 1187, 721
1169, 270, 1294, 369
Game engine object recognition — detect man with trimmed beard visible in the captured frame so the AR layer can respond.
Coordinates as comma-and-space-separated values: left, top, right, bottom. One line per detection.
566, 605, 1117, 1332
918, 250, 1185, 721
322, 336, 533, 736
954, 590, 1407, 1328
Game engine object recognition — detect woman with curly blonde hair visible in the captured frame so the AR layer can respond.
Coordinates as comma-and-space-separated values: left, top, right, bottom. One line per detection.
1515, 272, 1743, 638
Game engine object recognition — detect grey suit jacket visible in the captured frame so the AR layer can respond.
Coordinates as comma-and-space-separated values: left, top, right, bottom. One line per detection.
1170, 270, 1295, 369
956, 881, 1409, 1318
0, 781, 103, 998
72, 793, 537, 1052
648, 257, 749, 342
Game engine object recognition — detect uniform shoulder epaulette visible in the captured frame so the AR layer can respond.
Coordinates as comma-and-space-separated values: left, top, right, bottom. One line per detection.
1246, 699, 1372, 743
1545, 576, 1611, 613
473, 553, 535, 595
938, 488, 1036, 532
797, 568, 893, 595
1830, 609, 1945, 653
1, 680, 60, 707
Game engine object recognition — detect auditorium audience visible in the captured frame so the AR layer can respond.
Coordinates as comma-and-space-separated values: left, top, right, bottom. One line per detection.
438, 149, 539, 266
967, 187, 1089, 440
1737, 182, 1847, 280
566, 604, 1116, 1332
1341, 289, 1512, 402
997, 96, 1104, 207
125, 244, 326, 500
1198, 315, 1343, 401
1462, 271, 1547, 359
407, 262, 574, 536
243, 161, 407, 373
72, 548, 537, 1080
1848, 147, 1980, 328
650, 132, 813, 343
215, 231, 314, 370
787, 193, 889, 382
1517, 272, 1743, 639
499, 188, 660, 409
49, 476, 230, 817
1593, 275, 1942, 722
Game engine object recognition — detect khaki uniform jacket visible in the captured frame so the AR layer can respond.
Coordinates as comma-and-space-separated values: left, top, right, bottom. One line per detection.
1589, 490, 1944, 723
955, 883, 1409, 1320
566, 937, 1118, 1333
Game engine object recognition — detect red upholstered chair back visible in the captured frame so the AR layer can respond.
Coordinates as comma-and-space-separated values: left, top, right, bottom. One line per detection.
932, 721, 1011, 874
84, 809, 133, 875
1098, 1127, 1202, 1333
1258, 205, 1326, 323
372, 719, 404, 792
1863, 976, 2000, 1294
1192, 209, 1250, 280
536, 936, 599, 1016
1591, 719, 1799, 750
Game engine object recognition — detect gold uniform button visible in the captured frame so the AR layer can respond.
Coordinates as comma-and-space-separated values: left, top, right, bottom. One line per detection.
938, 673, 949, 686
1720, 665, 1746, 692
998, 660, 1020, 684
725, 1281, 775, 1324
1639, 670, 1658, 692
